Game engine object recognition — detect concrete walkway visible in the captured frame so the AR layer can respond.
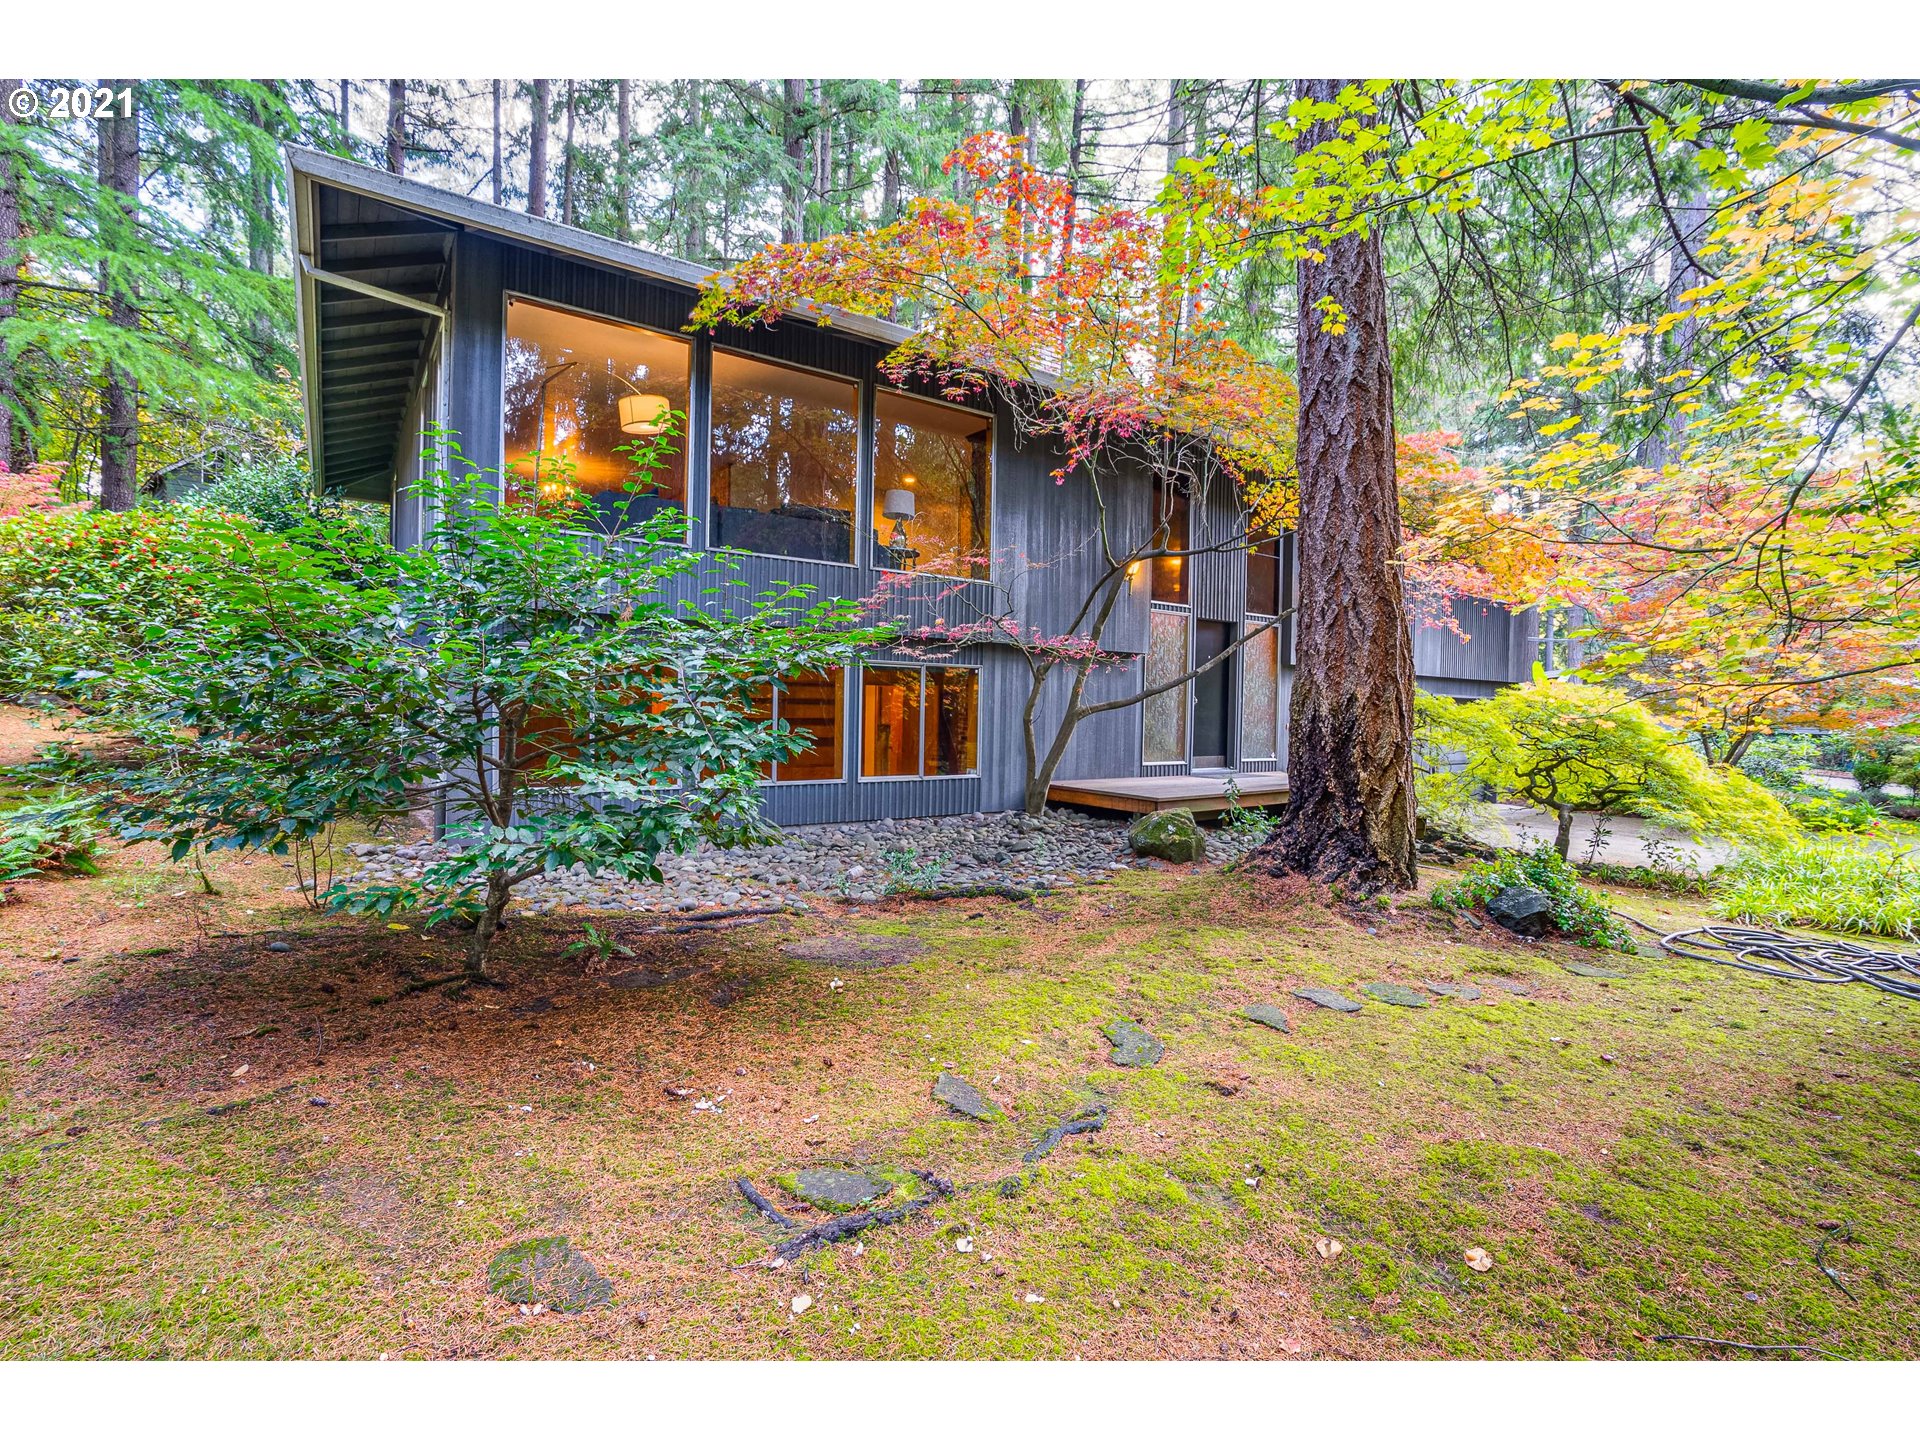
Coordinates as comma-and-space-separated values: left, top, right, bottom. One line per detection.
1469, 803, 1733, 869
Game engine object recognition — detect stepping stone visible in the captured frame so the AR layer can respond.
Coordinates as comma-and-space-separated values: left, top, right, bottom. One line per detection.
486, 1237, 613, 1313
1562, 961, 1628, 980
933, 1072, 1002, 1121
787, 1166, 891, 1212
782, 936, 925, 970
1481, 976, 1532, 995
1426, 981, 1483, 1001
1363, 981, 1428, 1008
1242, 1003, 1292, 1034
1291, 987, 1362, 1013
1103, 1019, 1165, 1067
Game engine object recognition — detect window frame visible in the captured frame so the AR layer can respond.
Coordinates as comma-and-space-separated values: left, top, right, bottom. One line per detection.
498, 290, 698, 545
755, 667, 850, 787
856, 661, 984, 781
707, 345, 865, 571
869, 385, 996, 584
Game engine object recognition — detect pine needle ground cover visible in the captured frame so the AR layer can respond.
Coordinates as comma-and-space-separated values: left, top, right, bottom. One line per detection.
2, 742, 1916, 1359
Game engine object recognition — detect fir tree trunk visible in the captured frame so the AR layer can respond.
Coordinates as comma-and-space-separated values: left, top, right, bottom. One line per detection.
528, 80, 550, 218
0, 79, 23, 472
97, 81, 140, 513
782, 79, 806, 244
1258, 78, 1417, 895
490, 80, 503, 205
384, 80, 405, 175
561, 81, 577, 226
616, 79, 632, 240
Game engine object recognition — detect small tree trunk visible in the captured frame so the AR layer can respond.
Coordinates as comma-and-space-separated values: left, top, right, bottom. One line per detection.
0, 78, 23, 471
616, 79, 632, 240
1257, 77, 1417, 895
466, 871, 513, 981
490, 80, 504, 205
561, 81, 577, 226
1553, 804, 1575, 860
528, 80, 550, 218
384, 80, 406, 175
96, 81, 140, 513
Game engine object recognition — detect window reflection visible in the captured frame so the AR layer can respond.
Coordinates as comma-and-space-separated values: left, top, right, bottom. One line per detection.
1247, 534, 1281, 616
746, 669, 845, 782
860, 666, 981, 778
710, 352, 859, 563
1151, 477, 1189, 604
503, 298, 689, 533
873, 391, 991, 578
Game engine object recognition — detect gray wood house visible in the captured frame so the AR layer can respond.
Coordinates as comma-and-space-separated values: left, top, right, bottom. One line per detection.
287, 147, 1534, 825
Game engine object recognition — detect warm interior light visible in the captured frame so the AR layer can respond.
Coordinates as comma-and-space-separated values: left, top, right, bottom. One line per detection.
619, 392, 671, 436
900, 473, 917, 487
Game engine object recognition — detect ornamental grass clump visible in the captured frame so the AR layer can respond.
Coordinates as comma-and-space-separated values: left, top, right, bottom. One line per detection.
1712, 842, 1920, 941
1431, 843, 1633, 950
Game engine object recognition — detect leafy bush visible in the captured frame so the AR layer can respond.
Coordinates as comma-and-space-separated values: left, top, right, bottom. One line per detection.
1417, 680, 1795, 858
1736, 733, 1819, 793
0, 796, 102, 884
56, 432, 886, 978
1712, 842, 1920, 941
1576, 859, 1711, 896
181, 454, 381, 536
1430, 844, 1632, 950
1786, 791, 1885, 834
1853, 758, 1894, 789
0, 505, 212, 698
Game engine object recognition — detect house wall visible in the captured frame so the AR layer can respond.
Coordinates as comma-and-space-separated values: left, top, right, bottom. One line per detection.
404, 224, 1535, 824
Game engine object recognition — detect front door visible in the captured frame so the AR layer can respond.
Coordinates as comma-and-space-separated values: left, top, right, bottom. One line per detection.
1192, 621, 1230, 770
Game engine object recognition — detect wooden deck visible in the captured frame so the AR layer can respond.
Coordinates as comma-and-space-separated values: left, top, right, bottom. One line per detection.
1046, 772, 1290, 815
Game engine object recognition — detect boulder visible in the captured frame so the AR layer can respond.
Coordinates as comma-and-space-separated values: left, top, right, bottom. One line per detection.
1126, 808, 1206, 864
1485, 884, 1555, 938
486, 1237, 613, 1313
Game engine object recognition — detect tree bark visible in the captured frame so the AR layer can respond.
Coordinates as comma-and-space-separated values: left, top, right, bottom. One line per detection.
490, 80, 504, 205
1553, 804, 1575, 860
561, 81, 577, 226
466, 871, 512, 981
782, 79, 806, 243
616, 79, 632, 240
1257, 78, 1417, 894
384, 80, 405, 175
0, 79, 23, 471
96, 81, 140, 512
337, 79, 350, 136
528, 80, 550, 218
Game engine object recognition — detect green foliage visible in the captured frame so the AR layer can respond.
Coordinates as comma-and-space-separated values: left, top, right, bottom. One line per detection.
1784, 792, 1885, 834
1416, 682, 1795, 858
0, 505, 211, 698
1735, 733, 1819, 793
1852, 758, 1894, 789
1430, 844, 1633, 950
0, 795, 102, 885
1712, 842, 1920, 941
181, 454, 381, 536
51, 432, 888, 974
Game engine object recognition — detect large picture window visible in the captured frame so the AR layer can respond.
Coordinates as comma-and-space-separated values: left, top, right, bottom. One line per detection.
873, 390, 992, 578
747, 669, 846, 782
503, 298, 690, 533
710, 352, 860, 564
1142, 608, 1189, 764
860, 665, 980, 778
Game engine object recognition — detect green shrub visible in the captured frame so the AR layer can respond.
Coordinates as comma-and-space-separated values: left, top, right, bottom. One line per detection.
1712, 842, 1920, 941
0, 796, 102, 885
1736, 734, 1819, 793
1417, 680, 1796, 858
1786, 791, 1885, 834
1853, 758, 1894, 789
181, 455, 382, 536
1430, 844, 1632, 950
1577, 859, 1711, 896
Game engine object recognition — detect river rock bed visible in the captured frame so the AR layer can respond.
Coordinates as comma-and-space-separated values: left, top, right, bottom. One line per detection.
343, 808, 1273, 915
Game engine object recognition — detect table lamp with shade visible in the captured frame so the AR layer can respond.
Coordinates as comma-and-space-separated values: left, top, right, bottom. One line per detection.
615, 375, 671, 436
881, 479, 917, 557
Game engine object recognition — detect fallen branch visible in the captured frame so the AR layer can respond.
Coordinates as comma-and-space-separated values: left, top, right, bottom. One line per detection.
735, 1178, 798, 1229
878, 884, 1046, 903
770, 1170, 956, 1261
397, 972, 470, 997
1814, 1223, 1858, 1302
1649, 1333, 1845, 1359
1022, 1105, 1109, 1163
